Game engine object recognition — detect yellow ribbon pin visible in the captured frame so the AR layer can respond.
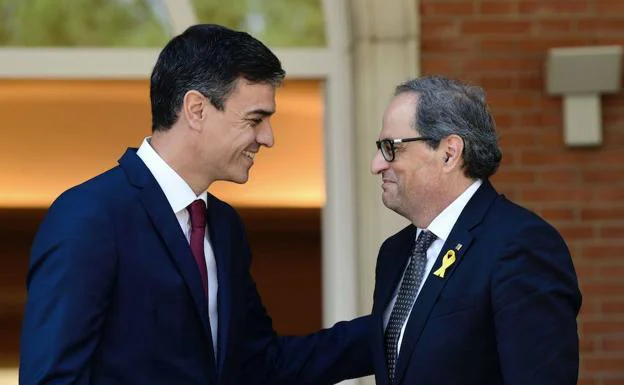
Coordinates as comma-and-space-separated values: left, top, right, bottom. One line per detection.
433, 250, 456, 278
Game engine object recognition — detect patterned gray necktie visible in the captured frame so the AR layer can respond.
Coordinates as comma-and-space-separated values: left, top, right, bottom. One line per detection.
384, 230, 437, 384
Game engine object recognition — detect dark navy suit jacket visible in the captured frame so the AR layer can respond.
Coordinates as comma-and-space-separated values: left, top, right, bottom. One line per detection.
370, 180, 581, 385
20, 149, 372, 385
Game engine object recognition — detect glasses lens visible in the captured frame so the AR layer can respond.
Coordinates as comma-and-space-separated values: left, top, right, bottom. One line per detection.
381, 140, 393, 161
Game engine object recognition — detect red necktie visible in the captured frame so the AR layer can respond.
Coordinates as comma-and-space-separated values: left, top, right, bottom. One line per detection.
187, 199, 208, 297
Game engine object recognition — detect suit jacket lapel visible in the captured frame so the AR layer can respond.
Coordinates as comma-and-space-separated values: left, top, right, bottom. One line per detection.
372, 226, 416, 385
393, 180, 499, 385
393, 231, 474, 384
206, 194, 233, 375
373, 226, 417, 316
118, 149, 216, 362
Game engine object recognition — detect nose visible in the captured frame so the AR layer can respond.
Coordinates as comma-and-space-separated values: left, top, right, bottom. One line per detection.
257, 120, 274, 148
371, 150, 389, 175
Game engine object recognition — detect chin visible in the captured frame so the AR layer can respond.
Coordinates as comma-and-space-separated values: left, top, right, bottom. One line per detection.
381, 195, 395, 211
233, 171, 251, 184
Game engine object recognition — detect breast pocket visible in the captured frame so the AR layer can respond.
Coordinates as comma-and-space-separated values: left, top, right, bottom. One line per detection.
429, 294, 477, 320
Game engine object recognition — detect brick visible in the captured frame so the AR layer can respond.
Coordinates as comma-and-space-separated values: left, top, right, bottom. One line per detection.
518, 38, 596, 53
579, 337, 597, 353
582, 321, 624, 334
540, 208, 576, 221
521, 188, 593, 202
519, 1, 589, 14
492, 113, 514, 127
461, 20, 532, 35
601, 226, 624, 239
538, 170, 579, 184
582, 170, 624, 184
581, 208, 624, 221
580, 282, 624, 296
603, 337, 624, 352
478, 38, 520, 53
596, 0, 624, 13
499, 133, 536, 147
479, 2, 516, 14
603, 379, 624, 385
594, 189, 624, 202
558, 225, 596, 241
462, 58, 541, 73
520, 151, 594, 166
538, 97, 563, 109
536, 20, 575, 34
491, 170, 536, 183
598, 150, 624, 165
421, 20, 459, 38
487, 94, 537, 109
603, 111, 624, 126
602, 300, 624, 314
421, 58, 455, 74
580, 338, 597, 353
598, 267, 624, 279
578, 18, 624, 32
422, 38, 473, 53
421, 2, 476, 16
517, 113, 541, 126
541, 113, 563, 127
575, 265, 598, 280
538, 132, 564, 147
585, 357, 624, 372
578, 379, 597, 385
475, 74, 515, 90
517, 74, 543, 90
583, 245, 624, 260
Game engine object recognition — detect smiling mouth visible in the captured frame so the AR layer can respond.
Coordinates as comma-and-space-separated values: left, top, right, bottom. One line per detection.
242, 150, 256, 161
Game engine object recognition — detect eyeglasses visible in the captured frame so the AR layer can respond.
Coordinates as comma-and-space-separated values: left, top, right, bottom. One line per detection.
375, 137, 435, 162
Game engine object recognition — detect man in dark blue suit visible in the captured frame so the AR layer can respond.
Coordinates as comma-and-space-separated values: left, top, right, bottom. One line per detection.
369, 75, 581, 385
19, 24, 372, 385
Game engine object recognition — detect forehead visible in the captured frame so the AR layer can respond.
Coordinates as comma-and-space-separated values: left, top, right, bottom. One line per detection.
380, 92, 419, 137
226, 79, 276, 113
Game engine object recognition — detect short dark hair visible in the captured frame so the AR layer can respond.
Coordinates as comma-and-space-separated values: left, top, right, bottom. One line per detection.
150, 24, 286, 131
395, 75, 502, 179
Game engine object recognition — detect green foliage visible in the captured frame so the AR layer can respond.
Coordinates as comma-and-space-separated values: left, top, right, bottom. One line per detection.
0, 0, 169, 47
0, 0, 325, 47
192, 0, 325, 47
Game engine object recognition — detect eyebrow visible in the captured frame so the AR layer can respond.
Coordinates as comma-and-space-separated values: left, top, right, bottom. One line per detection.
245, 108, 274, 117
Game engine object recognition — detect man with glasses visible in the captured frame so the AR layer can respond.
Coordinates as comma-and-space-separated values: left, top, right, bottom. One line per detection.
368, 75, 581, 385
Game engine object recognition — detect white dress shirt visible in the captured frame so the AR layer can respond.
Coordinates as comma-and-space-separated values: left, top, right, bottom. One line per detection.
137, 137, 219, 354
383, 179, 482, 353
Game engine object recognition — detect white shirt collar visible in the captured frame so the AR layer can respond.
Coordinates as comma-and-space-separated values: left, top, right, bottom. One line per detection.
136, 137, 207, 214
423, 179, 482, 242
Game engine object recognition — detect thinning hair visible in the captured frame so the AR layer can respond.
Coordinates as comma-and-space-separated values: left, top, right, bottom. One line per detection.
395, 75, 502, 179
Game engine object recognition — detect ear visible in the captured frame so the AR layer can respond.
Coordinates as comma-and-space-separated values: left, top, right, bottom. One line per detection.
441, 134, 464, 171
182, 90, 206, 132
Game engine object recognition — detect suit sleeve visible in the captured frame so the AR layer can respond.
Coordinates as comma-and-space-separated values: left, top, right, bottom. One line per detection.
492, 220, 582, 385
19, 189, 117, 385
233, 216, 373, 385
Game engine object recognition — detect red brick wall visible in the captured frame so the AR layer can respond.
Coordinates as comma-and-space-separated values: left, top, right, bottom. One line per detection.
420, 1, 624, 383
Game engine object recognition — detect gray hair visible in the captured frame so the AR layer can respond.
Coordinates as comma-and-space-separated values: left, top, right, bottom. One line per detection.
395, 75, 502, 179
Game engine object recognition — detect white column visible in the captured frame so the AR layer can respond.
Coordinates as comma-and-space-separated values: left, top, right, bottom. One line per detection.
320, 1, 421, 384
350, 0, 420, 316
162, 0, 197, 34
320, 0, 358, 326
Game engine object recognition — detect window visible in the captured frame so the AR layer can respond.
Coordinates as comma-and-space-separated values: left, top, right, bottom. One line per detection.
192, 0, 325, 47
0, 0, 169, 47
